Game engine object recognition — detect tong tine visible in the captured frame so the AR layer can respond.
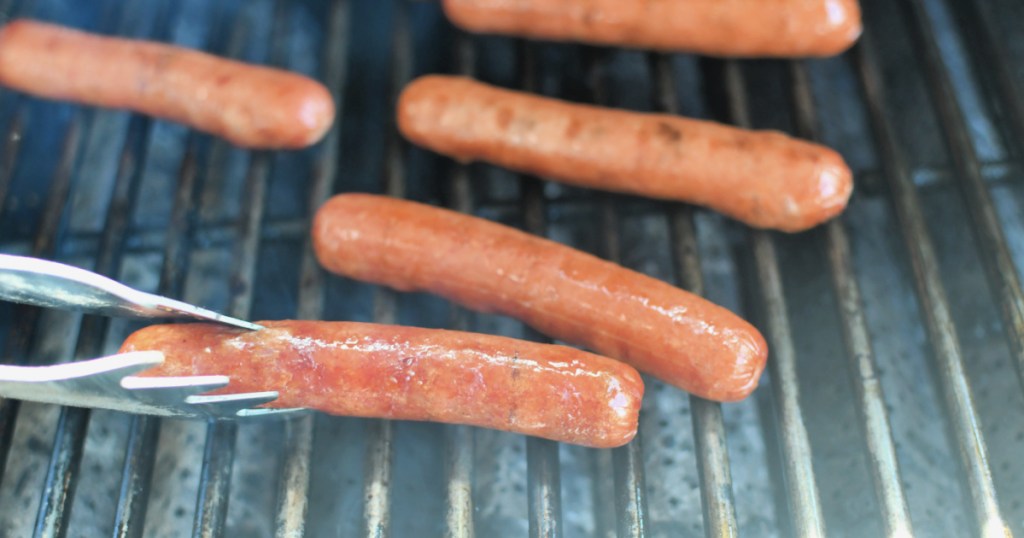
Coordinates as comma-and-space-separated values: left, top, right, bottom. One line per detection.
0, 254, 263, 331
0, 351, 305, 420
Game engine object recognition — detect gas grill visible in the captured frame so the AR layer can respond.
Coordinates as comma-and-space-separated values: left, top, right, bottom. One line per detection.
0, 0, 1022, 536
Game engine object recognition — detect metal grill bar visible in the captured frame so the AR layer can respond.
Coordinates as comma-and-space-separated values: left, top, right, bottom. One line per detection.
274, 417, 314, 538
193, 421, 239, 538
852, 34, 1008, 536
672, 210, 739, 538
519, 184, 563, 537
944, 0, 1024, 162
599, 200, 648, 537
113, 411, 159, 538
0, 111, 23, 213
610, 393, 647, 536
526, 437, 562, 538
29, 118, 82, 280
578, 50, 649, 538
113, 129, 205, 538
191, 1, 294, 533
35, 104, 157, 538
444, 423, 475, 538
0, 111, 28, 481
0, 0, 35, 473
33, 8, 161, 519
441, 32, 479, 538
901, 0, 1024, 397
513, 41, 563, 538
720, 60, 827, 537
34, 407, 89, 538
363, 419, 394, 538
112, 4, 229, 534
787, 62, 913, 536
362, 3, 417, 536
5, 108, 85, 538
652, 53, 740, 538
272, 2, 351, 537
192, 148, 271, 537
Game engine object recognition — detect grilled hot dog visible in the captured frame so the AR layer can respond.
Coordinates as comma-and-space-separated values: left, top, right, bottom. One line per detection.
0, 20, 335, 149
443, 0, 862, 58
398, 76, 853, 233
312, 194, 768, 402
120, 321, 644, 448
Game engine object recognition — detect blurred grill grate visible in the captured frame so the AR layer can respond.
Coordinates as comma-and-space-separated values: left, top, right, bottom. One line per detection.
0, 0, 1022, 536
854, 32, 1005, 536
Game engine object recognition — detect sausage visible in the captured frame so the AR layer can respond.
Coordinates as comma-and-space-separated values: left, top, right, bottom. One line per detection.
398, 76, 853, 233
312, 194, 768, 402
442, 0, 862, 58
0, 20, 335, 149
119, 320, 643, 448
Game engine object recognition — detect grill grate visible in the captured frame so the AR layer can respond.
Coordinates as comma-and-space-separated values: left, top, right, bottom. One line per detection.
0, 0, 1023, 536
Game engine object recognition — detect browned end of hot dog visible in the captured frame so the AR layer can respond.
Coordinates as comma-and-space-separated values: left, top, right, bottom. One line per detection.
398, 75, 852, 233
120, 321, 643, 448
313, 194, 768, 402
0, 19, 335, 149
443, 0, 862, 58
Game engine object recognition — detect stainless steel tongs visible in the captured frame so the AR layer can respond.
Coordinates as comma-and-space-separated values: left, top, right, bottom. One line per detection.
0, 253, 302, 420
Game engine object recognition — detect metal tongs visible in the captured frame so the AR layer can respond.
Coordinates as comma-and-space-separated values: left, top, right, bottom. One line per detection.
0, 254, 302, 420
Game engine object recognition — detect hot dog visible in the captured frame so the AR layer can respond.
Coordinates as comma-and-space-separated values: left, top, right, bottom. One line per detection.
398, 76, 853, 233
312, 194, 768, 402
442, 0, 862, 58
0, 20, 335, 149
119, 321, 643, 448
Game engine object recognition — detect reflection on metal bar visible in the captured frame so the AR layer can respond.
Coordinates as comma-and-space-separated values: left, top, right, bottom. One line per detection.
273, 416, 314, 538
902, 0, 1024, 397
192, 0, 289, 532
444, 423, 475, 538
113, 414, 160, 538
527, 437, 563, 538
749, 229, 826, 538
362, 3, 415, 536
652, 52, 740, 538
272, 1, 352, 536
34, 407, 90, 538
37, 109, 156, 538
23, 114, 87, 538
115, 4, 244, 533
113, 94, 201, 538
580, 50, 648, 538
721, 60, 827, 538
192, 149, 270, 537
853, 34, 1009, 537
787, 61, 913, 537
672, 202, 740, 538
364, 419, 394, 538
34, 6, 168, 530
599, 199, 647, 538
598, 197, 647, 536
193, 422, 239, 538
515, 41, 563, 538
521, 177, 563, 538
442, 32, 478, 538
0, 110, 23, 213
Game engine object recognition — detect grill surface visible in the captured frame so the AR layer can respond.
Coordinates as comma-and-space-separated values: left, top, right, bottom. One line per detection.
0, 0, 1023, 536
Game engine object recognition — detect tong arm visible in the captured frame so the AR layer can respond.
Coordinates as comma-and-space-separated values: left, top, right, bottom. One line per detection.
0, 254, 262, 331
0, 351, 303, 419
